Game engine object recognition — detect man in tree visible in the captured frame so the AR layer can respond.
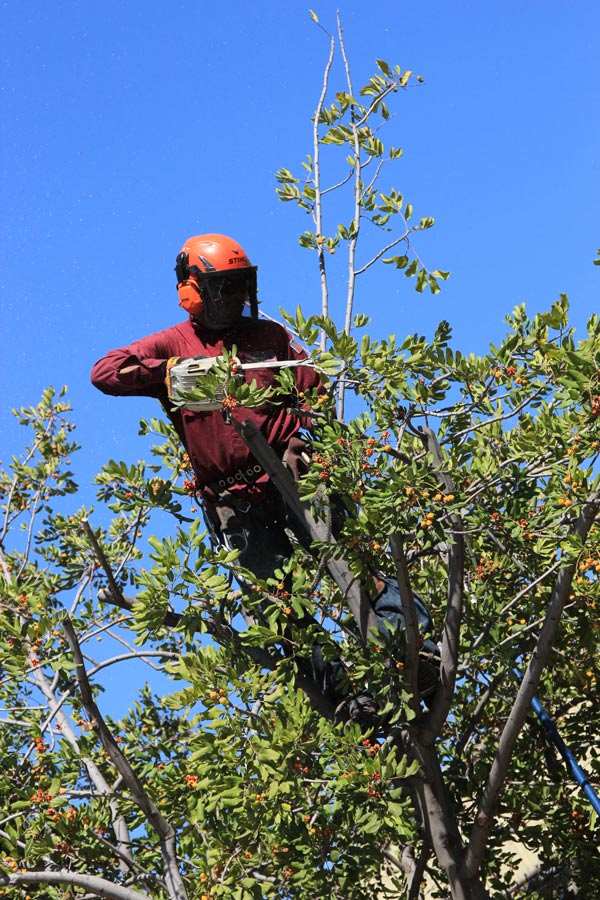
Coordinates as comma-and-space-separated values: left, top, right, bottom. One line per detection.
92, 233, 321, 580
91, 233, 439, 715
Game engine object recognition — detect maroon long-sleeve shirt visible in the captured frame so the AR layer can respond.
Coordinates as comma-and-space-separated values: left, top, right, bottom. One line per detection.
91, 316, 320, 495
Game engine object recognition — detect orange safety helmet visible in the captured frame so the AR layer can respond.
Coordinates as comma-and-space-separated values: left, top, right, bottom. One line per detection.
175, 233, 258, 327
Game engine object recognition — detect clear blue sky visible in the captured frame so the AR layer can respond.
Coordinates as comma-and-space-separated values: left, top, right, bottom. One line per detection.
2, 0, 599, 484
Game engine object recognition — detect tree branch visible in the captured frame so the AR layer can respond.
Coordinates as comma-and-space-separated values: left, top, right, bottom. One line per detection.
61, 614, 188, 900
85, 519, 181, 627
21, 596, 134, 873
463, 490, 600, 878
354, 228, 411, 276
418, 427, 464, 743
0, 870, 149, 900
97, 585, 181, 627
389, 535, 420, 712
311, 17, 335, 348
393, 731, 488, 900
381, 843, 429, 900
337, 11, 359, 419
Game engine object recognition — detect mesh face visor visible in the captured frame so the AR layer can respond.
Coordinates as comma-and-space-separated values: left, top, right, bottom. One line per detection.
200, 268, 258, 326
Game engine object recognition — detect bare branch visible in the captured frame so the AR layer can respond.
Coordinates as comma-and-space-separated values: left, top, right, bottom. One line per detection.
19, 596, 135, 874
336, 12, 360, 419
17, 488, 43, 578
0, 415, 54, 544
311, 19, 335, 347
83, 520, 135, 614
393, 732, 480, 899
354, 229, 412, 276
0, 870, 149, 900
61, 613, 188, 900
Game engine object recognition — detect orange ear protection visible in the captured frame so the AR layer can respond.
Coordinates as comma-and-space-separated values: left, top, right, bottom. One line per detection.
177, 279, 204, 316
175, 251, 204, 316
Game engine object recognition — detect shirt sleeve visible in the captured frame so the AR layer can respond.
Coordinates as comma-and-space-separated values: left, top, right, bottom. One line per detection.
90, 333, 173, 398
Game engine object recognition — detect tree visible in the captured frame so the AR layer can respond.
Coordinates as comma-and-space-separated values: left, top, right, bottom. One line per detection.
1, 13, 600, 900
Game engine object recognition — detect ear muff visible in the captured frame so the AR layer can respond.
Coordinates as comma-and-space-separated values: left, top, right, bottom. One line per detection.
177, 279, 204, 316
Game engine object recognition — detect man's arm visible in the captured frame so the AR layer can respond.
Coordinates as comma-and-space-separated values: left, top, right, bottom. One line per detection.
90, 337, 172, 399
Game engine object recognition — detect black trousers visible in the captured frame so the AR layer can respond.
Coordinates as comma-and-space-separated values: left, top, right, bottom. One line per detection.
207, 483, 310, 581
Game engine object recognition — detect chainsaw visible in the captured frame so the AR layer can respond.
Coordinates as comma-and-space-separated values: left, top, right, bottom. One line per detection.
166, 354, 315, 412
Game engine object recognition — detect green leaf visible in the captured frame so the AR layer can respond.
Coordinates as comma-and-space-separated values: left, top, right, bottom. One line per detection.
416, 267, 428, 293
429, 274, 441, 294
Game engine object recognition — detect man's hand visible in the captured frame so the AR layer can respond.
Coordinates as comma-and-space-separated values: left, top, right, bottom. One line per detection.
166, 355, 237, 411
283, 434, 312, 482
166, 355, 217, 398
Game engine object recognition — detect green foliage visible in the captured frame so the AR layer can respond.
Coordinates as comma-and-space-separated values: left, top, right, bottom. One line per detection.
2, 18, 599, 900
2, 295, 600, 898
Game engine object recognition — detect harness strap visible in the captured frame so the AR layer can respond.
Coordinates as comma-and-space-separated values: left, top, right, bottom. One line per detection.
202, 463, 264, 497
